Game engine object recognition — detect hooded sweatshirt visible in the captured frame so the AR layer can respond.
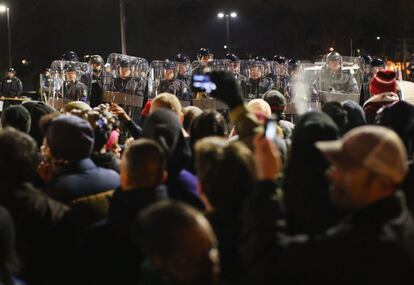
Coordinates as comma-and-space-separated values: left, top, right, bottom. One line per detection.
141, 109, 205, 210
283, 111, 344, 235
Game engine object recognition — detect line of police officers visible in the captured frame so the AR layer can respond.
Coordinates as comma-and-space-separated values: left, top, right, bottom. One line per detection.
5, 49, 384, 114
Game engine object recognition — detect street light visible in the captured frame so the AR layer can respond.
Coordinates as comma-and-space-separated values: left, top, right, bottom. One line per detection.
119, 0, 127, 54
217, 11, 237, 51
0, 4, 12, 67
377, 36, 381, 40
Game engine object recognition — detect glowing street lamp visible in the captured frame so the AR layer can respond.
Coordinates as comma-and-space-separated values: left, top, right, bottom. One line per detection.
217, 11, 238, 51
0, 4, 12, 67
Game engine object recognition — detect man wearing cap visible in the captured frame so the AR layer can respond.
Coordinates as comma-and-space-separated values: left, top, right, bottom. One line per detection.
363, 70, 399, 124
242, 126, 414, 283
42, 115, 119, 203
63, 65, 88, 102
0, 68, 23, 110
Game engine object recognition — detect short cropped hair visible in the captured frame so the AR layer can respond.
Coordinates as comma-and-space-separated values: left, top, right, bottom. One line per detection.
123, 138, 166, 187
135, 201, 203, 258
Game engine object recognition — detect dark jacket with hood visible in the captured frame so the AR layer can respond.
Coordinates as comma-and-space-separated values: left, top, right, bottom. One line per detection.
282, 111, 344, 235
376, 101, 414, 209
141, 109, 204, 210
81, 185, 168, 285
241, 181, 414, 284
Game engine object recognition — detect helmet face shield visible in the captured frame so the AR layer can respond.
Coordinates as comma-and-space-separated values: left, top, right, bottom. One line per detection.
328, 59, 341, 72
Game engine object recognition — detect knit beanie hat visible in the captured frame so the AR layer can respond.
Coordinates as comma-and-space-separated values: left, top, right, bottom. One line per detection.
370, 70, 397, 96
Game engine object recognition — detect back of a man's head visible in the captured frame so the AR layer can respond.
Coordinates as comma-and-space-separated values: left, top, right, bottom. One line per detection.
190, 111, 228, 147
1, 105, 31, 133
0, 127, 38, 190
46, 115, 95, 161
135, 200, 219, 285
151, 93, 183, 118
195, 137, 256, 212
121, 139, 166, 189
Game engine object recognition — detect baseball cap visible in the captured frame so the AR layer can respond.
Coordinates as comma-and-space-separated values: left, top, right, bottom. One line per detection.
315, 125, 408, 183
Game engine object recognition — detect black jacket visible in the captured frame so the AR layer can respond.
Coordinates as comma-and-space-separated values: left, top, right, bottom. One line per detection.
0, 77, 23, 97
46, 158, 120, 203
81, 185, 168, 285
242, 181, 414, 284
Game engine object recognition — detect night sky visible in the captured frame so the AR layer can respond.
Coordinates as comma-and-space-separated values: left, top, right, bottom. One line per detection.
2, 0, 414, 89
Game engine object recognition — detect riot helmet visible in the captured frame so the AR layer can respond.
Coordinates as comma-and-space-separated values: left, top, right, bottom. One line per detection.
370, 57, 386, 76
119, 59, 131, 78
175, 53, 190, 63
225, 53, 240, 74
360, 54, 373, 65
225, 53, 239, 62
65, 65, 77, 82
197, 48, 213, 65
89, 55, 104, 74
62, 51, 80, 62
163, 60, 177, 80
249, 59, 263, 80
326, 51, 342, 72
273, 55, 286, 64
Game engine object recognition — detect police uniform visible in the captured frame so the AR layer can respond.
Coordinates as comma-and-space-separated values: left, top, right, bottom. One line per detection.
1, 73, 23, 110
1, 76, 23, 97
241, 77, 274, 99
316, 67, 359, 94
63, 80, 88, 102
159, 79, 192, 101
113, 76, 147, 123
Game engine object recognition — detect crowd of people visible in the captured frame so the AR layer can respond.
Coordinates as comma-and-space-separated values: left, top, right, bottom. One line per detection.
0, 50, 413, 285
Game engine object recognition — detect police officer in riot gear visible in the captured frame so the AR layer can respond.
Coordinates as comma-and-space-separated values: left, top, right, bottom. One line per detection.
89, 55, 105, 107
359, 54, 374, 105
283, 59, 301, 101
225, 53, 245, 82
63, 65, 88, 101
370, 57, 386, 77
192, 48, 213, 75
175, 53, 191, 86
241, 59, 274, 99
159, 60, 192, 101
273, 54, 288, 92
0, 68, 23, 110
40, 68, 56, 99
315, 51, 359, 94
113, 59, 146, 122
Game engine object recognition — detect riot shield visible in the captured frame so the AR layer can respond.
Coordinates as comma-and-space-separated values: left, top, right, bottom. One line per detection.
102, 53, 149, 110
48, 60, 92, 110
314, 56, 363, 103
284, 63, 322, 115
39, 69, 58, 102
147, 60, 193, 104
271, 61, 289, 92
